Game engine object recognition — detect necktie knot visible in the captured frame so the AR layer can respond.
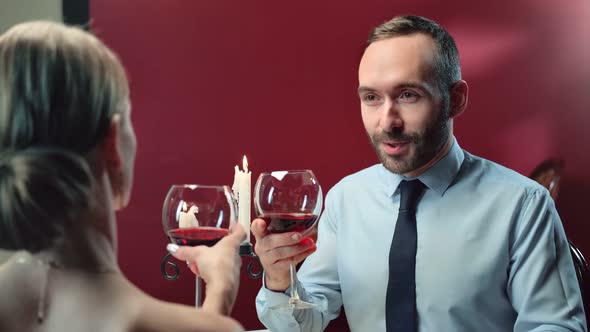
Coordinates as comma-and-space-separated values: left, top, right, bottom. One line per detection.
399, 180, 425, 211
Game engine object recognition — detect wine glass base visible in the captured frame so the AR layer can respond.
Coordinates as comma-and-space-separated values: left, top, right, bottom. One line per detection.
272, 299, 317, 310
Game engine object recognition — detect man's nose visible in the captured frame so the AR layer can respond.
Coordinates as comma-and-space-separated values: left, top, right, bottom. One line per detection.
379, 99, 402, 131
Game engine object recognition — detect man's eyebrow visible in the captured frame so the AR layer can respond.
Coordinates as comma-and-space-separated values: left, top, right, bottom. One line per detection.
398, 83, 427, 90
392, 81, 434, 93
357, 86, 375, 95
357, 82, 434, 95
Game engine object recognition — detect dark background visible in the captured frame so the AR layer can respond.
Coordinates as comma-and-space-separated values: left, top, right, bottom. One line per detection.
86, 1, 590, 330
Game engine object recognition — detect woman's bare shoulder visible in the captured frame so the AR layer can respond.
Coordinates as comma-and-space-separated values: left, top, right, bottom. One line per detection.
0, 251, 42, 331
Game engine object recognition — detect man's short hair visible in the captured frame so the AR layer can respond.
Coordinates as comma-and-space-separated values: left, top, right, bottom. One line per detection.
367, 15, 461, 95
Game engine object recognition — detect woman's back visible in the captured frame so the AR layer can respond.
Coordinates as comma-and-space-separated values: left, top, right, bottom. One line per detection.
0, 252, 242, 332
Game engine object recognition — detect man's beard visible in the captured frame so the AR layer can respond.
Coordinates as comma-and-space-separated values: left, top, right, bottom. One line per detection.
368, 109, 450, 175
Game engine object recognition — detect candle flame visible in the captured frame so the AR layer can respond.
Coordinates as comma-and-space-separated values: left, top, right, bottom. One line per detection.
243, 155, 249, 173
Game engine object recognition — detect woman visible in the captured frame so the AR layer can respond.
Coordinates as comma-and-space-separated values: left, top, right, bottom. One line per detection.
0, 21, 244, 332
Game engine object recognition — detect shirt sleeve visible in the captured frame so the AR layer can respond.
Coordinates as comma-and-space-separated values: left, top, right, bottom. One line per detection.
255, 190, 343, 332
508, 188, 587, 332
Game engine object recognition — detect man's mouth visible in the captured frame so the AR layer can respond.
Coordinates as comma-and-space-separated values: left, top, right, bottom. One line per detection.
384, 140, 410, 147
381, 141, 410, 155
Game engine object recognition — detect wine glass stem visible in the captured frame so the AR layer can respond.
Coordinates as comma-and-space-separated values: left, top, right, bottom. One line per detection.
195, 276, 203, 307
289, 262, 300, 302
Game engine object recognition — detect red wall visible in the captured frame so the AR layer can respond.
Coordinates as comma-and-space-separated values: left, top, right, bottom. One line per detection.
91, 1, 590, 330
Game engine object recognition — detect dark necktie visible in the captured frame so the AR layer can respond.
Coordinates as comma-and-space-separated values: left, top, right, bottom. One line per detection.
386, 180, 426, 332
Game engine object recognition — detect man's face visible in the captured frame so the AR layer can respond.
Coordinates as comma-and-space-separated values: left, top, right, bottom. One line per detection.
358, 33, 450, 176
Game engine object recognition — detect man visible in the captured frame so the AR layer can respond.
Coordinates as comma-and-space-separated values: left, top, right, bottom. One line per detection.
252, 15, 587, 332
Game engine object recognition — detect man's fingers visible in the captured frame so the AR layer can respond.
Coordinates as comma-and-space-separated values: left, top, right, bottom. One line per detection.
265, 237, 316, 263
291, 245, 317, 265
251, 218, 267, 240
257, 231, 306, 253
272, 246, 317, 270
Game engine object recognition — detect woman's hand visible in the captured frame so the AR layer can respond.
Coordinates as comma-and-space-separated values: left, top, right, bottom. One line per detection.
166, 224, 246, 315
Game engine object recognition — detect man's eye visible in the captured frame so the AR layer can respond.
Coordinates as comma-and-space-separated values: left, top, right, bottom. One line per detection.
398, 91, 419, 101
362, 94, 379, 103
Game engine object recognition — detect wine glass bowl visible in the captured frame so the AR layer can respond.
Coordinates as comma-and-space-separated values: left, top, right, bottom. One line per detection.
255, 170, 322, 235
162, 185, 237, 247
254, 170, 322, 309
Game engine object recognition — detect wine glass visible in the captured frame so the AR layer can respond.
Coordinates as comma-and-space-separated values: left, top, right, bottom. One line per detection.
254, 170, 322, 309
162, 184, 237, 306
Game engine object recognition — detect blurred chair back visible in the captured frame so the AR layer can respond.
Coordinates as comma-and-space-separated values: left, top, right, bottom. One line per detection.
529, 159, 564, 201
569, 240, 589, 317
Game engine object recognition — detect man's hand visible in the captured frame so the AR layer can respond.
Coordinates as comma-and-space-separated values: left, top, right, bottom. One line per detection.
251, 218, 317, 291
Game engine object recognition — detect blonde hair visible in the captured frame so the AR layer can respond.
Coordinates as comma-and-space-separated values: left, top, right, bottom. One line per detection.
0, 21, 129, 153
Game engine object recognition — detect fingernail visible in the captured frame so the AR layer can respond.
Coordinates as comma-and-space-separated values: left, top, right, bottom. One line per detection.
301, 238, 313, 246
166, 244, 179, 253
291, 233, 301, 241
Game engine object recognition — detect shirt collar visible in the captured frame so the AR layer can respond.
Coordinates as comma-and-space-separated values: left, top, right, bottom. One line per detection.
379, 137, 465, 197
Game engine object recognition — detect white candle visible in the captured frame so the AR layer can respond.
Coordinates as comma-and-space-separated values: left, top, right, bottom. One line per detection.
232, 156, 251, 243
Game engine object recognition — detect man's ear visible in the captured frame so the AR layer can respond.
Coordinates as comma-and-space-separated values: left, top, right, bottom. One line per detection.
99, 113, 123, 174
449, 80, 468, 119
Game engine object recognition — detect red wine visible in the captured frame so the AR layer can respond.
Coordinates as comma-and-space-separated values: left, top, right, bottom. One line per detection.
260, 213, 319, 234
168, 227, 229, 246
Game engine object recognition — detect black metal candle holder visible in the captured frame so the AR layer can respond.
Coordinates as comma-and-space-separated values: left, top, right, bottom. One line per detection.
239, 242, 263, 279
161, 243, 263, 280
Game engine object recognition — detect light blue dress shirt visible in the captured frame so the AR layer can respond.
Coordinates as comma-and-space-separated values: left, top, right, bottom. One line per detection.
256, 139, 587, 332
